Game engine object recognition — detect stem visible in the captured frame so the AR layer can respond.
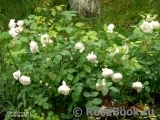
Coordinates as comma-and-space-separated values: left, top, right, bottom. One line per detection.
7, 46, 18, 70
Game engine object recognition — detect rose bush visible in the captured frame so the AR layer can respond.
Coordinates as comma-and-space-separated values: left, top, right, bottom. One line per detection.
0, 4, 160, 119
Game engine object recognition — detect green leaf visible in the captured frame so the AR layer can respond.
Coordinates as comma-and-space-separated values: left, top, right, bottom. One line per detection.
55, 6, 62, 11
66, 114, 73, 119
86, 101, 92, 107
106, 82, 113, 87
28, 15, 35, 19
103, 23, 107, 31
67, 73, 73, 81
20, 37, 28, 42
52, 114, 59, 120
73, 75, 79, 84
91, 92, 99, 97
42, 97, 48, 103
48, 111, 54, 117
61, 113, 66, 118
54, 55, 62, 64
102, 87, 109, 96
145, 86, 150, 92
83, 91, 90, 97
135, 62, 141, 69
61, 50, 70, 56
82, 36, 88, 42
110, 87, 119, 93
30, 23, 37, 29
66, 27, 73, 34
68, 68, 75, 73
118, 34, 126, 39
72, 92, 79, 102
83, 65, 91, 73
17, 93, 21, 100
75, 86, 83, 95
51, 9, 56, 16
144, 81, 149, 86
92, 98, 102, 105
75, 22, 84, 27
43, 103, 49, 109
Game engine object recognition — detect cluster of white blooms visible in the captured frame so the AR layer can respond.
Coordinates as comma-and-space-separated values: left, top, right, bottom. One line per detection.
75, 42, 85, 53
8, 19, 24, 38
13, 70, 31, 85
132, 82, 143, 93
58, 81, 70, 95
29, 41, 39, 54
112, 73, 123, 82
102, 68, 123, 82
107, 23, 115, 33
140, 20, 160, 33
102, 68, 114, 78
96, 79, 106, 91
40, 33, 53, 47
86, 51, 97, 63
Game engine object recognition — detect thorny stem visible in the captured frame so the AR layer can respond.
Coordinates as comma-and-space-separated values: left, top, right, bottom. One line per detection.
7, 46, 18, 70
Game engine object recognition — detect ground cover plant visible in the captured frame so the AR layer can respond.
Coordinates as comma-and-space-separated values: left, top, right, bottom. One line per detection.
1, 0, 160, 120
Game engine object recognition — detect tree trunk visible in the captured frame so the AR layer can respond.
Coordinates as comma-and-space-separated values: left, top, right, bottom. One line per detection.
68, 0, 100, 17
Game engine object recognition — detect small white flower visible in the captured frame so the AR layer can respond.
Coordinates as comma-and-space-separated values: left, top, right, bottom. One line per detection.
9, 28, 18, 38
58, 81, 70, 95
140, 21, 153, 33
75, 42, 85, 53
13, 70, 21, 80
45, 83, 48, 86
123, 45, 129, 54
86, 51, 97, 62
40, 33, 49, 44
19, 76, 31, 85
107, 23, 115, 33
150, 21, 160, 29
137, 88, 142, 93
96, 79, 106, 91
48, 39, 53, 44
112, 73, 122, 82
39, 80, 43, 84
8, 19, 16, 29
15, 26, 23, 33
102, 68, 114, 78
17, 20, 24, 27
132, 82, 143, 89
46, 58, 51, 61
29, 41, 39, 54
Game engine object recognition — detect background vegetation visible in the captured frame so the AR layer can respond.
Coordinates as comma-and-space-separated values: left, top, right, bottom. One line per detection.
0, 0, 160, 34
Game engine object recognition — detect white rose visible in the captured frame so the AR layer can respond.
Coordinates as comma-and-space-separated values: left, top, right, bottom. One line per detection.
40, 33, 50, 44
13, 70, 21, 80
58, 81, 70, 95
107, 23, 115, 33
102, 68, 114, 78
48, 39, 53, 44
15, 26, 23, 33
137, 88, 142, 93
132, 82, 143, 89
45, 83, 48, 86
29, 41, 39, 54
86, 51, 97, 62
140, 21, 153, 33
17, 20, 24, 27
96, 79, 106, 91
150, 21, 160, 29
9, 28, 18, 38
75, 42, 85, 53
19, 76, 31, 85
8, 19, 16, 29
112, 73, 122, 82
